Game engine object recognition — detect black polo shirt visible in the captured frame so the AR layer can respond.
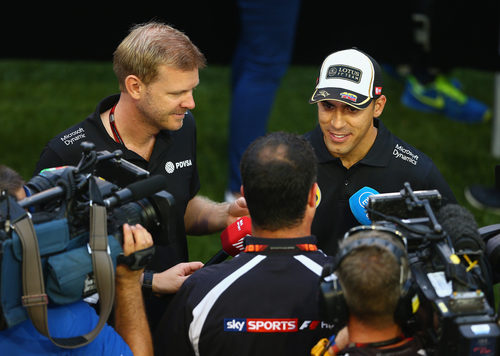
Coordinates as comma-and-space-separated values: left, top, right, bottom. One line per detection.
155, 235, 335, 356
35, 94, 200, 271
304, 118, 456, 255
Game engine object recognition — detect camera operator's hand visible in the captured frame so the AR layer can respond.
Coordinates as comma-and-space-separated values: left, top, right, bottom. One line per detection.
142, 261, 204, 294
116, 224, 153, 280
123, 223, 153, 253
115, 223, 154, 356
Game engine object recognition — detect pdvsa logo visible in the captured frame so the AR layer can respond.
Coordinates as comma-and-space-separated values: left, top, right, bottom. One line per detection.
165, 162, 175, 174
164, 159, 192, 174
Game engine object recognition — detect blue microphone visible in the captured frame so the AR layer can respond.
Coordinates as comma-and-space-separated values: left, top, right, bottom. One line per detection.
349, 187, 379, 225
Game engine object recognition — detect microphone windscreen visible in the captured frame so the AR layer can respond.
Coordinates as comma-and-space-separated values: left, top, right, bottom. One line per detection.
436, 204, 485, 252
486, 236, 500, 276
127, 175, 168, 201
221, 216, 252, 256
349, 187, 379, 225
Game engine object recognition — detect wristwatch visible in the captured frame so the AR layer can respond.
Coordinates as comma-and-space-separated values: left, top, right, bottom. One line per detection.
142, 270, 154, 295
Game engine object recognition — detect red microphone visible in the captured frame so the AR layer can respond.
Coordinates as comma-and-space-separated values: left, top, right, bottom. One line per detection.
221, 216, 252, 256
205, 216, 252, 265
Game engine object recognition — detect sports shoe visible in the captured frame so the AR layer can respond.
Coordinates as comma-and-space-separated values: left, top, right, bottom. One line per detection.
401, 75, 491, 123
464, 185, 500, 215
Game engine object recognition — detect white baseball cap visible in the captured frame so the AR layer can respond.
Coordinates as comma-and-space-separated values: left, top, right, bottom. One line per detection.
309, 48, 383, 109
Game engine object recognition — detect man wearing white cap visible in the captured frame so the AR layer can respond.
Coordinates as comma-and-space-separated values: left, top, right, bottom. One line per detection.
304, 48, 456, 255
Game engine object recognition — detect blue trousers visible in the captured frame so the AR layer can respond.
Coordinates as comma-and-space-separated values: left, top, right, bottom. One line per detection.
227, 0, 301, 193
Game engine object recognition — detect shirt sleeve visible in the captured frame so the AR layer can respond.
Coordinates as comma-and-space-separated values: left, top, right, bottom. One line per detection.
188, 112, 201, 200
34, 144, 65, 176
425, 163, 457, 205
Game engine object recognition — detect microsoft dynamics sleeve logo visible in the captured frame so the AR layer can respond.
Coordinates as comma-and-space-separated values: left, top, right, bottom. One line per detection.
224, 318, 298, 333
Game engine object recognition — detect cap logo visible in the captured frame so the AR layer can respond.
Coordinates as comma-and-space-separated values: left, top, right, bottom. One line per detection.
340, 92, 358, 102
317, 90, 329, 98
326, 65, 362, 83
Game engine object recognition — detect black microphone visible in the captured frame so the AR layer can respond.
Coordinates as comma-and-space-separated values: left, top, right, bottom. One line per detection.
205, 250, 231, 266
485, 235, 500, 282
104, 175, 168, 208
436, 204, 485, 253
437, 204, 497, 303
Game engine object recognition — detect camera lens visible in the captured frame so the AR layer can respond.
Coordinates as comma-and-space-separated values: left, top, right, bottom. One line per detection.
111, 199, 160, 244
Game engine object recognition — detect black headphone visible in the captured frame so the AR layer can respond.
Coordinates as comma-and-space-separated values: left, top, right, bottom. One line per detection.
319, 225, 418, 327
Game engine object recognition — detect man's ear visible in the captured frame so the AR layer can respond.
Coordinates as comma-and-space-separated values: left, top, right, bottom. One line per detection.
308, 183, 318, 208
373, 95, 387, 118
124, 75, 144, 99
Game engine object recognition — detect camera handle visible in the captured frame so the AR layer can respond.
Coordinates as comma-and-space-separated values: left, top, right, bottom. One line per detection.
402, 182, 442, 234
74, 141, 100, 175
117, 246, 155, 270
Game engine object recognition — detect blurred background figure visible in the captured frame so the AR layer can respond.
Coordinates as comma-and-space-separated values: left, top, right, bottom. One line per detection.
389, 0, 491, 124
465, 165, 500, 214
0, 164, 26, 200
225, 0, 301, 202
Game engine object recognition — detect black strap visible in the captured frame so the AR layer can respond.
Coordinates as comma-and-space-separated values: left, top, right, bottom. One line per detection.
349, 334, 408, 349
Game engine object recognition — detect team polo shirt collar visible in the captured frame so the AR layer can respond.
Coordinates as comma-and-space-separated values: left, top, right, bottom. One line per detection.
243, 235, 318, 253
92, 94, 173, 161
311, 118, 390, 168
96, 94, 120, 114
358, 118, 391, 167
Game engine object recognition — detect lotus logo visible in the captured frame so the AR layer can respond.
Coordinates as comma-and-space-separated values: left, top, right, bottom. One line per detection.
327, 66, 338, 77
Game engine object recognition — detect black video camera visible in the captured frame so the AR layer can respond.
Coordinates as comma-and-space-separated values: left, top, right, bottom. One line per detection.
22, 143, 175, 247
0, 142, 175, 344
320, 182, 500, 356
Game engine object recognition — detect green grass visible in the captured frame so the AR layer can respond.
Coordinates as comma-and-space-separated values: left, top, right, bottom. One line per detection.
1, 59, 499, 266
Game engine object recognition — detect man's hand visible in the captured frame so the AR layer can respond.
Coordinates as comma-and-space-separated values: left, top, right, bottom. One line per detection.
114, 223, 154, 356
185, 195, 249, 235
226, 196, 249, 227
122, 223, 153, 254
116, 223, 153, 280
144, 262, 204, 294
